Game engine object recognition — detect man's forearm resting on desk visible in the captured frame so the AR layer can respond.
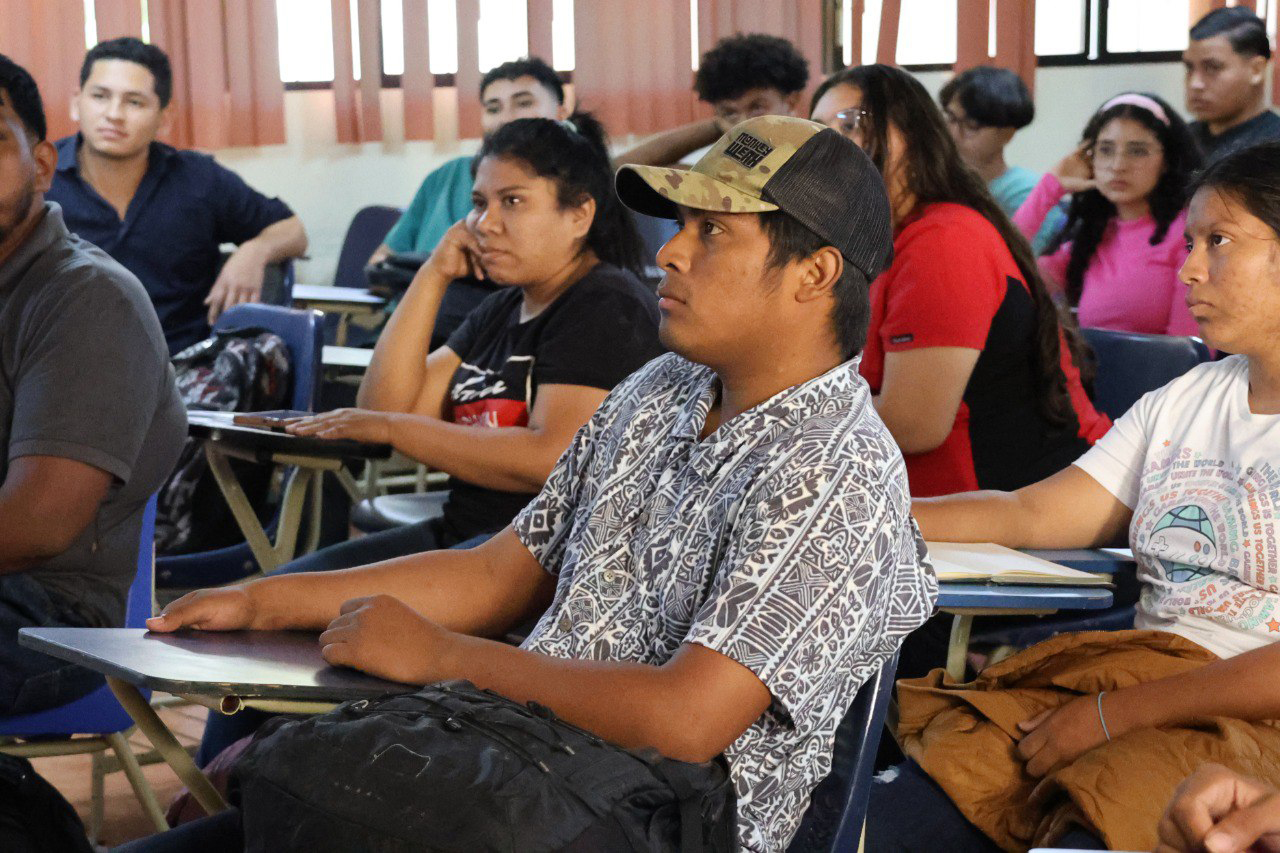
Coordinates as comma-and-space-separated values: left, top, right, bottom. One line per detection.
205, 216, 309, 323
0, 455, 112, 571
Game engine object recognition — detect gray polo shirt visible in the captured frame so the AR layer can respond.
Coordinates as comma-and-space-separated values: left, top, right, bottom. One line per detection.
0, 202, 185, 626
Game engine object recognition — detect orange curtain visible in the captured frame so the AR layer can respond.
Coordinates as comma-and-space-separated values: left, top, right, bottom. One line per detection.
877, 0, 902, 64
994, 0, 1036, 95
94, 0, 145, 41
845, 0, 865, 66
573, 0, 697, 137
1189, 0, 1228, 23
402, 0, 434, 140
147, 0, 286, 150
955, 0, 990, 73
0, 1, 87, 141
332, 0, 384, 143
455, 0, 483, 139
527, 0, 555, 63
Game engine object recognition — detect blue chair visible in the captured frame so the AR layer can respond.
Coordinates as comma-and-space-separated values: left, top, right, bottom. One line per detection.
334, 205, 403, 290
157, 305, 324, 589
0, 497, 167, 840
1083, 327, 1211, 419
262, 259, 297, 305
787, 654, 899, 853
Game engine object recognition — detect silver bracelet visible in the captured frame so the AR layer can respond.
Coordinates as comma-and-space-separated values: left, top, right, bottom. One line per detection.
1097, 691, 1112, 742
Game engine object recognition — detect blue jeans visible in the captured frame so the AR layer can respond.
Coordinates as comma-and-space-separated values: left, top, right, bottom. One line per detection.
0, 574, 105, 715
866, 759, 1106, 851
195, 523, 491, 765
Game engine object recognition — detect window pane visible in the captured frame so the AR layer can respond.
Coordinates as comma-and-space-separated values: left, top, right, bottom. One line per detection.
428, 0, 458, 74
1107, 0, 1189, 53
277, 0, 336, 82
478, 0, 529, 72
1036, 0, 1086, 55
896, 0, 957, 65
383, 0, 405, 76
552, 0, 574, 70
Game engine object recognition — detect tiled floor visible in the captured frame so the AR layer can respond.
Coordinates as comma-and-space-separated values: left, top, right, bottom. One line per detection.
28, 698, 209, 849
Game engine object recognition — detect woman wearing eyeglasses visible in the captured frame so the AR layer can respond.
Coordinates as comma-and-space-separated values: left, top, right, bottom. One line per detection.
810, 65, 1109, 502
1015, 92, 1203, 336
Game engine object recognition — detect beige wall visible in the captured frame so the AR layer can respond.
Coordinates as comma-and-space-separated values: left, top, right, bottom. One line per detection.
213, 61, 1188, 284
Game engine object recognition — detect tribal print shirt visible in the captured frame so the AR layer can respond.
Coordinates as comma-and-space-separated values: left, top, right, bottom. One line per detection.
516, 353, 937, 852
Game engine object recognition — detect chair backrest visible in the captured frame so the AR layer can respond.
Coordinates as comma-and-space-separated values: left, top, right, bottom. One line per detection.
261, 259, 296, 305
1082, 328, 1212, 420
630, 210, 678, 266
334, 205, 403, 289
787, 654, 900, 853
125, 496, 157, 627
213, 304, 324, 411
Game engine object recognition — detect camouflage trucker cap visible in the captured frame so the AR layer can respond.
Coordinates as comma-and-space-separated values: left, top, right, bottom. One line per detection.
616, 115, 894, 281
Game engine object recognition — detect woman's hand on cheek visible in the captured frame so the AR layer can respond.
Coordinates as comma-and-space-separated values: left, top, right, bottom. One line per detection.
319, 595, 461, 686
1015, 694, 1110, 777
424, 220, 487, 283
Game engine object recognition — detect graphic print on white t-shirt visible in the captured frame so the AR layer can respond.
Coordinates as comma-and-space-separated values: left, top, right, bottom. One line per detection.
1075, 356, 1280, 659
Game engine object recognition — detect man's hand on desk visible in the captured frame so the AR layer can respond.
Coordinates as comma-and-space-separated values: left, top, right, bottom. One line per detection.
319, 594, 456, 685
285, 408, 394, 444
205, 242, 269, 324
147, 586, 257, 633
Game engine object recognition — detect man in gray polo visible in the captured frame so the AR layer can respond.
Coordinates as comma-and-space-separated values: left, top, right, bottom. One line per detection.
0, 55, 184, 715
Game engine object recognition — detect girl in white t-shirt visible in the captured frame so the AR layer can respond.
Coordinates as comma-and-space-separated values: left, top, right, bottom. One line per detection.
869, 140, 1280, 852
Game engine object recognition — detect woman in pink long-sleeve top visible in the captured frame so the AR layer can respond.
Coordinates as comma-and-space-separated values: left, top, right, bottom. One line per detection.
1014, 92, 1204, 336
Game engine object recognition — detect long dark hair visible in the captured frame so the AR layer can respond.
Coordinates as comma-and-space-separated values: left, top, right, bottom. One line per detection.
1056, 93, 1201, 306
824, 64, 1087, 427
475, 112, 645, 276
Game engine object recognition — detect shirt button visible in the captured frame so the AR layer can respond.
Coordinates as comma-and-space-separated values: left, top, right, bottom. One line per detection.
637, 510, 650, 526
557, 615, 572, 633
603, 570, 617, 583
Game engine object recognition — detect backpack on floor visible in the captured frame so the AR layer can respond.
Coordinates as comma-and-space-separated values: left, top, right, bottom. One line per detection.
232, 680, 737, 853
0, 755, 93, 853
155, 327, 291, 556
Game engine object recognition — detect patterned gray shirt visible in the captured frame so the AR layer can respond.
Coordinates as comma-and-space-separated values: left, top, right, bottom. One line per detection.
515, 353, 937, 852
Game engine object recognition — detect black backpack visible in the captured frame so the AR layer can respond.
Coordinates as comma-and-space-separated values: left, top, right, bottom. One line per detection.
233, 680, 737, 852
0, 755, 93, 853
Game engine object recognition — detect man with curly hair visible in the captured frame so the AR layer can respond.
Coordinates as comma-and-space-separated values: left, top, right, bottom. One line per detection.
617, 33, 809, 168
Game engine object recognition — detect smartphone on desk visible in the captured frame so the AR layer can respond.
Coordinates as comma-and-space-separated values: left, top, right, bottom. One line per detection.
231, 410, 313, 431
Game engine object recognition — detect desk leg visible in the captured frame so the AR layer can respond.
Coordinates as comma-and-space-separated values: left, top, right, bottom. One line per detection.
108, 678, 228, 815
204, 446, 279, 572
946, 614, 973, 681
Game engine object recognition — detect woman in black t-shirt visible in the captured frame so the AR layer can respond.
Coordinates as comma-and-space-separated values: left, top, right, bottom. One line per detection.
284, 113, 662, 566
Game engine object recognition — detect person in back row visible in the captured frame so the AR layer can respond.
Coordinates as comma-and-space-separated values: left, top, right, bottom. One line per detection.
129, 115, 936, 853
0, 55, 185, 714
615, 33, 809, 167
1015, 92, 1203, 337
1185, 7, 1280, 163
810, 65, 1109, 500
868, 140, 1280, 853
368, 55, 569, 265
47, 38, 306, 355
938, 66, 1062, 254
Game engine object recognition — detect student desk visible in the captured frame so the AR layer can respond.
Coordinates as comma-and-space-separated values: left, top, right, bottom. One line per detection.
321, 345, 374, 374
291, 285, 387, 345
187, 411, 391, 572
935, 547, 1133, 680
19, 627, 407, 817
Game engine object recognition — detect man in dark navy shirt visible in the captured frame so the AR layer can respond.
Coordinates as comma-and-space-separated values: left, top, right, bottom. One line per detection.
1184, 8, 1280, 164
47, 38, 307, 354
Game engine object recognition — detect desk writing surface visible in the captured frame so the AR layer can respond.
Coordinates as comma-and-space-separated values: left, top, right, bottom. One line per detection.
20, 628, 408, 701
322, 345, 374, 369
937, 583, 1113, 611
292, 285, 387, 307
187, 410, 391, 460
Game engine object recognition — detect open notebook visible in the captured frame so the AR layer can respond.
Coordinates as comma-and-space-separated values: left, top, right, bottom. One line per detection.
925, 542, 1112, 586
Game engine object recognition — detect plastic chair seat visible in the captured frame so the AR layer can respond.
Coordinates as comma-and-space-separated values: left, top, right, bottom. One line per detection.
350, 492, 449, 534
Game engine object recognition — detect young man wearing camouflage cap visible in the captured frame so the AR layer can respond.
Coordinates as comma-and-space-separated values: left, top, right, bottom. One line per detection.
143, 116, 936, 852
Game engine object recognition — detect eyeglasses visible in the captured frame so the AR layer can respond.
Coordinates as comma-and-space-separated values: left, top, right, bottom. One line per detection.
834, 107, 869, 138
942, 109, 985, 135
1088, 141, 1159, 165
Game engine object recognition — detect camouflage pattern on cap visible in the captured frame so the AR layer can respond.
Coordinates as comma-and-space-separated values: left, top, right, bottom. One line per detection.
616, 115, 825, 217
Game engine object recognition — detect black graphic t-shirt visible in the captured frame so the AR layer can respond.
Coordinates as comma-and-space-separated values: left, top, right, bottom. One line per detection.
441, 262, 663, 540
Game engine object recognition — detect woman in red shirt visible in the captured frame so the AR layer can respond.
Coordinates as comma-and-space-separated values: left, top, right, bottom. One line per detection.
811, 64, 1109, 497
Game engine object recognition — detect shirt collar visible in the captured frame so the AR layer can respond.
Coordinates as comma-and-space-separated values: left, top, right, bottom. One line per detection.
55, 134, 176, 176
669, 356, 867, 453
0, 202, 69, 294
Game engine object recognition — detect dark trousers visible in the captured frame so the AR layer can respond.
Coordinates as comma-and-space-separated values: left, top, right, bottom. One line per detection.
866, 759, 1106, 851
112, 809, 243, 852
195, 521, 490, 765
0, 574, 104, 716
